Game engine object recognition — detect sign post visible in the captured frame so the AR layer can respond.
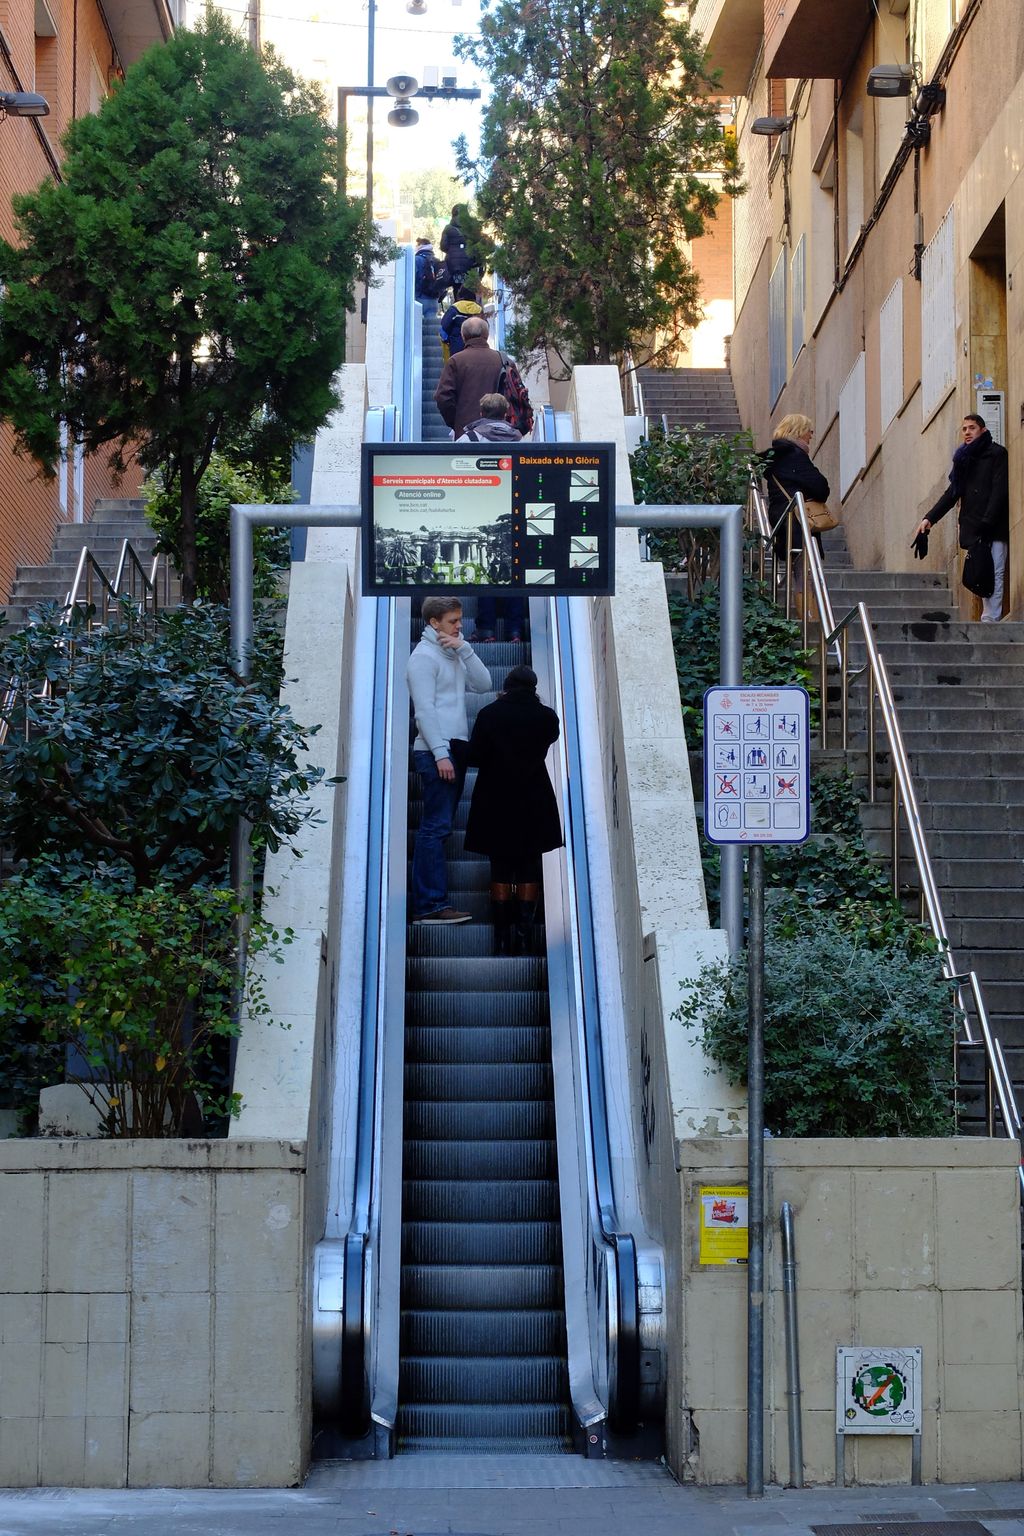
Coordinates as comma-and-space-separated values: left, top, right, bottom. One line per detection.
703, 684, 811, 1497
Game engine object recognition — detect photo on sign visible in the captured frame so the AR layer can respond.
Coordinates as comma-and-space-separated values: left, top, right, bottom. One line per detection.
525, 568, 556, 585
525, 504, 556, 536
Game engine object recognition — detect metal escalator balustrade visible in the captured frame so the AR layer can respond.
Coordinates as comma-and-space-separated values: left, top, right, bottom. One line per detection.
747, 478, 1023, 1175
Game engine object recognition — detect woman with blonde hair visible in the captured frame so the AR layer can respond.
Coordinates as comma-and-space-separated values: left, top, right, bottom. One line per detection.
764, 414, 831, 594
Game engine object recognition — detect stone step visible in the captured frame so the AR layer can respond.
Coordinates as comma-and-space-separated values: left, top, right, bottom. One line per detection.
828, 570, 952, 590
866, 705, 1021, 734
869, 828, 1024, 862
846, 639, 1024, 666
887, 684, 1024, 709
946, 917, 1024, 949
963, 950, 1024, 983
942, 884, 1024, 918
860, 801, 1023, 834
896, 857, 1024, 890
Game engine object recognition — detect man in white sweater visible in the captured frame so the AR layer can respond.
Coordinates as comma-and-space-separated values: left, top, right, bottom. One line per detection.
407, 595, 492, 922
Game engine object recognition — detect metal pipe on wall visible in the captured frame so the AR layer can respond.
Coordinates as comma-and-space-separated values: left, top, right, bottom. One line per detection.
780, 1200, 804, 1487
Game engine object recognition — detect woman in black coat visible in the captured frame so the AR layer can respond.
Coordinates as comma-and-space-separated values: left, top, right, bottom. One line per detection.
764, 412, 830, 559
464, 664, 563, 955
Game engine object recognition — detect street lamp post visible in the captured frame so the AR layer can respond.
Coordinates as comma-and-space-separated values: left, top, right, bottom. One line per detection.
337, 83, 482, 203
0, 90, 49, 119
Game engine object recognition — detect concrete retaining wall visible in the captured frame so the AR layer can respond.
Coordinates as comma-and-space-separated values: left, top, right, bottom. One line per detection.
674, 1137, 1024, 1486
0, 1138, 307, 1487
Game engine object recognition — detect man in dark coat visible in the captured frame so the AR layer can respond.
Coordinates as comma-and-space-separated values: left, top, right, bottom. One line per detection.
464, 665, 562, 954
914, 413, 1009, 621
434, 316, 504, 439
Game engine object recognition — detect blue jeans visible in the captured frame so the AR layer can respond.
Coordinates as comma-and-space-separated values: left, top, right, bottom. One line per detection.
411, 748, 467, 916
475, 595, 526, 637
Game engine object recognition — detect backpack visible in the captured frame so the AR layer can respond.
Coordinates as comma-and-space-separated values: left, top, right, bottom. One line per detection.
427, 258, 450, 300
497, 353, 534, 435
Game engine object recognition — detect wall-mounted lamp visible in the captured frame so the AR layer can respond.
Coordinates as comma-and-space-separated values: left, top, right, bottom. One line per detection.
750, 114, 795, 136
915, 82, 946, 116
866, 63, 914, 98
0, 90, 49, 119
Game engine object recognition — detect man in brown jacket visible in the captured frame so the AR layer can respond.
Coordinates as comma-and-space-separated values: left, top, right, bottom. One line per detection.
434, 316, 504, 439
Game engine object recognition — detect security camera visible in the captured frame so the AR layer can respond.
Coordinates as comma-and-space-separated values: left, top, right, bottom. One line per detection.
386, 74, 419, 99
388, 104, 420, 127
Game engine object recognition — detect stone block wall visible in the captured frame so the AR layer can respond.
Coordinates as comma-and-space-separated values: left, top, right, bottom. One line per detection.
0, 1139, 307, 1488
673, 1137, 1024, 1486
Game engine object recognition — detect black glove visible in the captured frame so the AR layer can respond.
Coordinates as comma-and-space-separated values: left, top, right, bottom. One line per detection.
911, 529, 929, 560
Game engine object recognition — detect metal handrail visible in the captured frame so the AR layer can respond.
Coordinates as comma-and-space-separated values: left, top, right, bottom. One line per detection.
747, 476, 1023, 1169
0, 538, 169, 750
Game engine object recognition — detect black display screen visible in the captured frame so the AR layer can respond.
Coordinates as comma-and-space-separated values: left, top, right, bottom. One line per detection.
361, 442, 615, 597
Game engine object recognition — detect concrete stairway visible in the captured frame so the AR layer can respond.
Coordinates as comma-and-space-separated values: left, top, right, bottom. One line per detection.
824, 560, 1024, 1132
1, 500, 171, 630
636, 368, 743, 435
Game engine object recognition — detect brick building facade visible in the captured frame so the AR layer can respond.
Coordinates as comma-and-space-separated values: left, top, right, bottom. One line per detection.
0, 0, 174, 604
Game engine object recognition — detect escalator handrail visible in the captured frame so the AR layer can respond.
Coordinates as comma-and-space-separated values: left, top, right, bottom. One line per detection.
336, 409, 399, 1434
553, 592, 641, 1430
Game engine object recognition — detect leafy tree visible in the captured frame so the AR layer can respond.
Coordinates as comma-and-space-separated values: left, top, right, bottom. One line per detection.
0, 13, 385, 602
454, 0, 742, 374
400, 167, 471, 238
0, 604, 324, 890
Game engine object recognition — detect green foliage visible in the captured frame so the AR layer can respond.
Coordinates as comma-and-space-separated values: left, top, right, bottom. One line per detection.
400, 168, 472, 239
0, 604, 324, 889
668, 577, 816, 747
146, 447, 294, 604
0, 875, 289, 1137
675, 905, 957, 1138
631, 425, 757, 508
0, 12, 387, 601
453, 0, 743, 372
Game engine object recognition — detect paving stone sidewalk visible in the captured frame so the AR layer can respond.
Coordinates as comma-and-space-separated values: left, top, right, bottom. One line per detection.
4, 1461, 1024, 1536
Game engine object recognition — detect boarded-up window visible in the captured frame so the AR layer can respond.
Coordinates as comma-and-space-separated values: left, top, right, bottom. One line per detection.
769, 247, 787, 406
839, 352, 866, 499
791, 235, 806, 363
921, 206, 955, 420
879, 278, 904, 432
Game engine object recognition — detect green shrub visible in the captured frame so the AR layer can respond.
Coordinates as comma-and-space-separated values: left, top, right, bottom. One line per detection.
630, 426, 759, 584
0, 603, 324, 889
669, 577, 816, 747
0, 875, 289, 1137
676, 904, 958, 1137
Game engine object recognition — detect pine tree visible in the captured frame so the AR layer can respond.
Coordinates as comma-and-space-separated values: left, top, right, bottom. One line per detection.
455, 0, 742, 374
0, 14, 381, 602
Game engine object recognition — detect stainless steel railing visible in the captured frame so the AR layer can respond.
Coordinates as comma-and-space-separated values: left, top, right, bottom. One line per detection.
748, 476, 1022, 1165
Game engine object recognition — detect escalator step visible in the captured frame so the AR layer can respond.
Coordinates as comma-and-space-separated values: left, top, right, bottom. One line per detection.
402, 1178, 559, 1221
404, 1062, 553, 1102
401, 1263, 564, 1310
406, 956, 547, 988
400, 1355, 569, 1404
406, 926, 543, 959
401, 1220, 562, 1265
405, 1025, 551, 1063
406, 992, 549, 1028
406, 830, 488, 862
404, 1100, 555, 1139
403, 1140, 558, 1179
396, 1403, 573, 1445
401, 1308, 567, 1357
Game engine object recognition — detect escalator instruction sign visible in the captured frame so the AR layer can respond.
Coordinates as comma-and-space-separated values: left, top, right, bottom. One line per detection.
702, 685, 810, 845
361, 442, 614, 597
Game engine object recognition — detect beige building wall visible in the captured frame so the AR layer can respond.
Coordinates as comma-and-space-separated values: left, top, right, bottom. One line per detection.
720, 0, 1024, 616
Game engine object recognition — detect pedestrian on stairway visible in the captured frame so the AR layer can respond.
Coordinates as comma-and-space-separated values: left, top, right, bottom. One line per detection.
914, 413, 1009, 622
408, 596, 492, 925
439, 203, 474, 292
764, 413, 830, 616
464, 665, 563, 956
434, 315, 504, 438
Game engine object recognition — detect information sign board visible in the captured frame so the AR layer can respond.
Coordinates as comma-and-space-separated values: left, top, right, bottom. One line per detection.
836, 1346, 923, 1435
698, 1185, 749, 1265
361, 442, 615, 597
703, 685, 810, 844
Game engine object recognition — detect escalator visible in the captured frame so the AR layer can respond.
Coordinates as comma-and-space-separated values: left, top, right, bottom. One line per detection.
399, 616, 573, 1452
311, 246, 663, 1462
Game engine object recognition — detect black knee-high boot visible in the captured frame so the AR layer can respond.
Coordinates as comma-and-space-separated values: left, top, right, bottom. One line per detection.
513, 881, 540, 956
490, 881, 514, 956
